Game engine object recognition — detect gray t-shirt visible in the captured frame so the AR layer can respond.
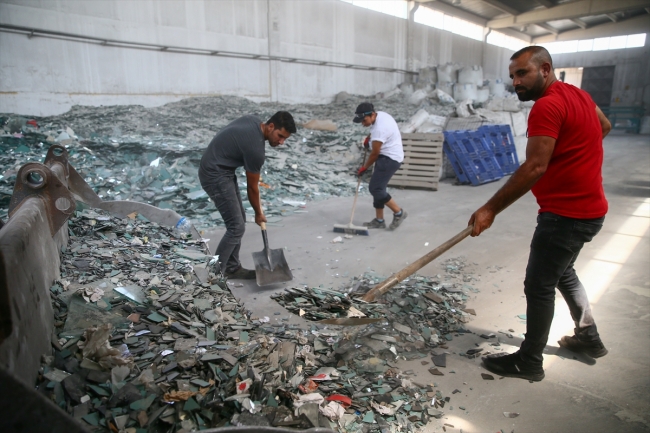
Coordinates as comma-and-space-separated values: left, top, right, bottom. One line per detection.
199, 115, 265, 180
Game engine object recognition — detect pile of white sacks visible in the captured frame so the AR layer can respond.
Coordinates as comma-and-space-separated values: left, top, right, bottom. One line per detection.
393, 63, 534, 162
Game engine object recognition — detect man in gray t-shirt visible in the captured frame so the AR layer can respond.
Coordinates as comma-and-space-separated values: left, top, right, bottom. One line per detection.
199, 111, 296, 280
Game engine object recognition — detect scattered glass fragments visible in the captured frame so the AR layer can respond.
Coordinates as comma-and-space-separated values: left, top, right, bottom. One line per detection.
30, 205, 487, 432
0, 92, 533, 431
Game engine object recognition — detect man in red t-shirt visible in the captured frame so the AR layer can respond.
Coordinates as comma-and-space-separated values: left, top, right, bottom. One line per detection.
468, 46, 612, 381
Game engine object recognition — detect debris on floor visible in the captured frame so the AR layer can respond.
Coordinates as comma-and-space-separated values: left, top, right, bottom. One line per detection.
1, 84, 531, 433
34, 208, 484, 432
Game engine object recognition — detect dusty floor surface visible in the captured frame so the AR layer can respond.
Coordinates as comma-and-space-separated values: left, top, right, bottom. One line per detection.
204, 132, 650, 433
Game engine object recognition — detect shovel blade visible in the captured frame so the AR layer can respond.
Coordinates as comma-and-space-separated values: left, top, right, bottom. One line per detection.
252, 248, 293, 286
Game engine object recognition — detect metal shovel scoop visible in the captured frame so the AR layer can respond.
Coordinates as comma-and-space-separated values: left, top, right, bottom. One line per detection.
252, 222, 293, 286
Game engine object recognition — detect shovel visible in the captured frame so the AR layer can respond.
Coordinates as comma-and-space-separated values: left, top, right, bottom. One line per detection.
252, 222, 293, 286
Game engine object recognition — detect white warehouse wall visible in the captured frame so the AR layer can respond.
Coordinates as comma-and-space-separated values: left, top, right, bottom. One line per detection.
0, 0, 516, 116
411, 22, 485, 76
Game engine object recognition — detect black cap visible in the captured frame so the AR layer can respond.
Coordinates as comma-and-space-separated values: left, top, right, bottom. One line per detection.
353, 102, 374, 123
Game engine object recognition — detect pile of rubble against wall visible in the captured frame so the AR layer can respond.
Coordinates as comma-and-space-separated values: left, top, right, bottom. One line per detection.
34, 206, 493, 432
1, 69, 529, 225
0, 93, 452, 228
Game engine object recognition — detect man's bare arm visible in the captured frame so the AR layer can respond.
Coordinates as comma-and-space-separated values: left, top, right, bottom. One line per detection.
595, 106, 611, 138
245, 171, 266, 225
468, 135, 556, 236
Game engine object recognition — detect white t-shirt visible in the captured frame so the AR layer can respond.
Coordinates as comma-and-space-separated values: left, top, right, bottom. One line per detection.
370, 111, 404, 163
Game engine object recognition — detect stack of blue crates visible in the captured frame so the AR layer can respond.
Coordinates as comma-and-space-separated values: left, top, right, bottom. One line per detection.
478, 124, 520, 175
443, 124, 520, 186
443, 129, 504, 186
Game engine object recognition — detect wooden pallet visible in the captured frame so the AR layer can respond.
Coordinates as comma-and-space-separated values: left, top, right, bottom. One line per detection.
388, 132, 443, 190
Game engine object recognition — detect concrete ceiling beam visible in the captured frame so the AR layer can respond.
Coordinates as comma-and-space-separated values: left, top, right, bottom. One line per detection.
536, 0, 556, 8
533, 13, 650, 42
487, 0, 650, 28
481, 0, 520, 15
494, 27, 533, 42
538, 23, 560, 35
571, 18, 589, 28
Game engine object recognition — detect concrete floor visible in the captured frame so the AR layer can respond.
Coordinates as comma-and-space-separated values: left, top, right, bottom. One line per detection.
205, 132, 650, 433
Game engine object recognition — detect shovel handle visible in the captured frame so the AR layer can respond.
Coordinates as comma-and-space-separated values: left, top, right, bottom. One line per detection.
258, 222, 272, 266
361, 225, 473, 302
260, 222, 268, 244
349, 149, 368, 225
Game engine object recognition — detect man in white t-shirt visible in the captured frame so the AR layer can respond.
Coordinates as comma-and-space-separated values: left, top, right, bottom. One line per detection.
353, 102, 407, 230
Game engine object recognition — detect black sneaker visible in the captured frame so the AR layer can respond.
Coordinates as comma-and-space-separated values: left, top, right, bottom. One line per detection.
388, 210, 408, 230
225, 266, 256, 280
482, 351, 545, 382
363, 218, 386, 229
558, 336, 608, 358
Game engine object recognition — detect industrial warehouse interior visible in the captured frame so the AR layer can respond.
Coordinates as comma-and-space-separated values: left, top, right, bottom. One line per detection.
0, 1, 649, 432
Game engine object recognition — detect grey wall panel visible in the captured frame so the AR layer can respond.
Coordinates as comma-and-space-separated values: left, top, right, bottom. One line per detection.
353, 7, 401, 58
0, 0, 518, 115
482, 42, 516, 81
411, 22, 509, 82
552, 46, 650, 109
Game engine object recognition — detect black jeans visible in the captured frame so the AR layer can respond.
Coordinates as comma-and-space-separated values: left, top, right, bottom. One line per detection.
200, 166, 246, 274
369, 155, 401, 209
520, 212, 605, 364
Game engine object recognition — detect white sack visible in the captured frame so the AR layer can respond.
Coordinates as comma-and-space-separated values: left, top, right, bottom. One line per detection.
453, 83, 478, 101
515, 136, 528, 163
435, 82, 454, 99
458, 65, 483, 86
416, 114, 447, 133
431, 88, 455, 104
400, 109, 430, 133
476, 87, 490, 103
489, 79, 506, 97
437, 63, 459, 83
456, 100, 476, 118
511, 111, 527, 136
408, 88, 429, 105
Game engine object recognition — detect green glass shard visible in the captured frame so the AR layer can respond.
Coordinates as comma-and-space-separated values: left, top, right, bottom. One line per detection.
184, 397, 200, 412
129, 394, 156, 411
147, 312, 167, 323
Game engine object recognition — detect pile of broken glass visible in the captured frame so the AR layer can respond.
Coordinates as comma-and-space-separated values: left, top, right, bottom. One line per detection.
37, 208, 485, 432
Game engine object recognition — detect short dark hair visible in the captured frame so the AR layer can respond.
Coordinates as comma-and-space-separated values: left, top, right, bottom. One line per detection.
266, 111, 296, 134
510, 46, 553, 68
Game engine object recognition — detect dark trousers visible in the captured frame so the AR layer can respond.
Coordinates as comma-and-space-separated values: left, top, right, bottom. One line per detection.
369, 155, 401, 209
520, 212, 605, 364
200, 167, 246, 274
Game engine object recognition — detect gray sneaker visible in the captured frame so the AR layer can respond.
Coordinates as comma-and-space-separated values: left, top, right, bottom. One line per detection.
363, 218, 386, 229
388, 210, 408, 230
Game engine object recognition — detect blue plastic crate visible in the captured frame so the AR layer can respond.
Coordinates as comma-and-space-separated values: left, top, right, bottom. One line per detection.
444, 130, 504, 186
478, 124, 520, 175
443, 140, 470, 184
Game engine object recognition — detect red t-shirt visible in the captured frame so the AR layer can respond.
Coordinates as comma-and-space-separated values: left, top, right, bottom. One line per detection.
528, 80, 608, 219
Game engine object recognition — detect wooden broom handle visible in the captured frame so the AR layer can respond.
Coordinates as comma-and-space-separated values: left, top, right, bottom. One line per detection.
361, 225, 473, 302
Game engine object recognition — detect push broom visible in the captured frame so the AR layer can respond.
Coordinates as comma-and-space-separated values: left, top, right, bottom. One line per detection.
333, 149, 370, 236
